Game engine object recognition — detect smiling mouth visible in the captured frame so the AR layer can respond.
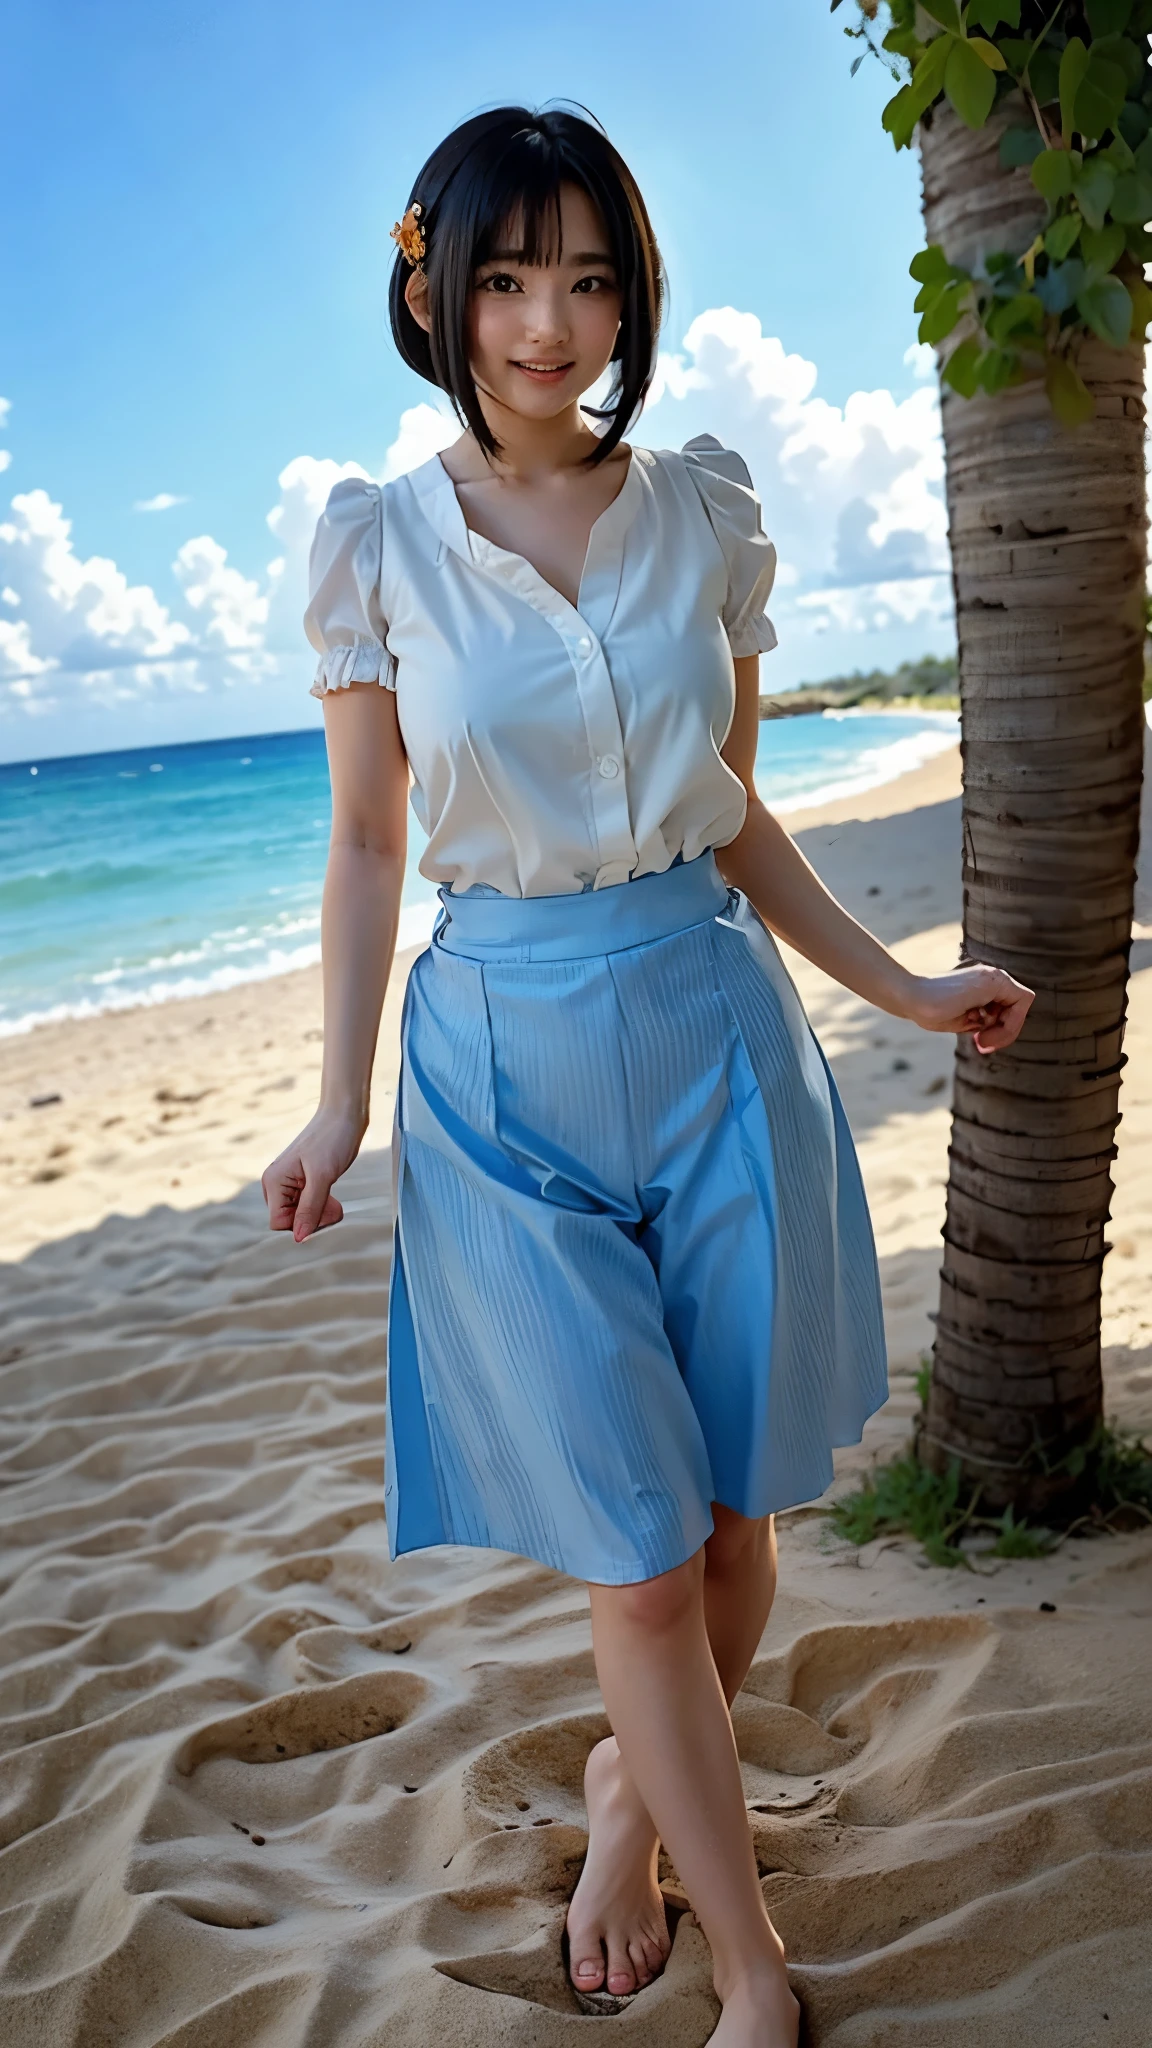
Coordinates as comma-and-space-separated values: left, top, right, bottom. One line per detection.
511, 360, 574, 378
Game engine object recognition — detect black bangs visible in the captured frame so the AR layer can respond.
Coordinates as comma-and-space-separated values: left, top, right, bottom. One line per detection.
388, 105, 665, 464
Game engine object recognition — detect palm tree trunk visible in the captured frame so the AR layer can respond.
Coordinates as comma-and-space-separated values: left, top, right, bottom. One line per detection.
917, 101, 1147, 1517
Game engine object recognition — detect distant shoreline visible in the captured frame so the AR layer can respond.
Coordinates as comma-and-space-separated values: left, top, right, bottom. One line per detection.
760, 690, 959, 719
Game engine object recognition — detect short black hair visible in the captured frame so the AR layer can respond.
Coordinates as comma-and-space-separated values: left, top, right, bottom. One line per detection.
388, 105, 665, 465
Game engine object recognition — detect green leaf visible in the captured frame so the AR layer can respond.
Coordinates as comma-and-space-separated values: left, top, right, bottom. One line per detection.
1119, 101, 1152, 149
1027, 45, 1062, 110
966, 0, 1021, 28
1093, 33, 1147, 96
1075, 53, 1130, 140
978, 347, 1021, 393
1124, 222, 1152, 259
1044, 213, 1082, 260
1060, 38, 1090, 142
909, 243, 956, 284
1045, 354, 1095, 425
970, 35, 1007, 70
1000, 124, 1045, 167
885, 29, 923, 60
1031, 148, 1075, 203
1110, 169, 1152, 223
1102, 134, 1136, 172
945, 34, 998, 127
1127, 272, 1152, 338
1077, 271, 1134, 344
1072, 159, 1117, 228
941, 336, 984, 396
1035, 256, 1085, 313
882, 84, 921, 150
919, 282, 967, 345
1085, 0, 1133, 30
1079, 220, 1126, 272
919, 0, 962, 30
883, 32, 951, 148
985, 290, 1046, 340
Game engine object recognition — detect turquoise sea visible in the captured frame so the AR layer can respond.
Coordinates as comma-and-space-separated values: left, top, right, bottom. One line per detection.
0, 710, 957, 1036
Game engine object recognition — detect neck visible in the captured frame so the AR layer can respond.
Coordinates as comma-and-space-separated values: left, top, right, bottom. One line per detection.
472, 391, 603, 482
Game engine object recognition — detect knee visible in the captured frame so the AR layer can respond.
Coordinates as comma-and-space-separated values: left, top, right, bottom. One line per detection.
592, 1551, 704, 1635
705, 1505, 775, 1580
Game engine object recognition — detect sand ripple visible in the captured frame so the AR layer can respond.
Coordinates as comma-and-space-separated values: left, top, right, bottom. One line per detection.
2, 1149, 1151, 2045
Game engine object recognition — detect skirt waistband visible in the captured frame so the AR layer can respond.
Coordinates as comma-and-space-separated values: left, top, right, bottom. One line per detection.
433, 851, 732, 963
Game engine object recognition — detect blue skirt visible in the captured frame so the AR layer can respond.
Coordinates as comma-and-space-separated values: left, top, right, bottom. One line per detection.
385, 851, 887, 1585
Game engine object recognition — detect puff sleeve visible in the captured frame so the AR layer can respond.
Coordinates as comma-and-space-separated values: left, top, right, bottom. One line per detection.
681, 434, 778, 659
303, 477, 396, 698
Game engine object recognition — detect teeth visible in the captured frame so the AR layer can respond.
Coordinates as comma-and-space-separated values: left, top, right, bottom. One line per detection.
518, 362, 567, 371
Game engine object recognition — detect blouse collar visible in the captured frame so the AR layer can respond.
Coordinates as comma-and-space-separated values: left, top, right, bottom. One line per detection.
406, 446, 644, 593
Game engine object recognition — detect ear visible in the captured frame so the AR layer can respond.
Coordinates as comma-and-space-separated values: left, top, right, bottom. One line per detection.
404, 268, 431, 334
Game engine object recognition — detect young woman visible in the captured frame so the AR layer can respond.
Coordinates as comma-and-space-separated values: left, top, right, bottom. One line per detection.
262, 105, 1033, 2047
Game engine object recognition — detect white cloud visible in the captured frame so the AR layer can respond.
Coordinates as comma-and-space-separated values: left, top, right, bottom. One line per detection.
904, 341, 937, 380
173, 535, 270, 664
639, 308, 951, 642
0, 347, 953, 736
0, 396, 460, 731
134, 492, 189, 512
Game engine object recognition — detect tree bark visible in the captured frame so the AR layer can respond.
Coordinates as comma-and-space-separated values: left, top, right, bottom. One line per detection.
917, 101, 1147, 1516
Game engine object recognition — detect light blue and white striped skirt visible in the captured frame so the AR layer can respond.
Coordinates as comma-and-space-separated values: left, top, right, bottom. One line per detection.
385, 851, 887, 1585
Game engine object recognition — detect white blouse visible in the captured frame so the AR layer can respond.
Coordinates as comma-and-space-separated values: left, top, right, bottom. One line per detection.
304, 434, 777, 898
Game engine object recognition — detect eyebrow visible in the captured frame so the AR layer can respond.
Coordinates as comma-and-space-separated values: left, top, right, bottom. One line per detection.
481, 248, 617, 266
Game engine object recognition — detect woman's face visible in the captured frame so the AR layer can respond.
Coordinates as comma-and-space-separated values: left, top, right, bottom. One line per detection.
410, 181, 623, 428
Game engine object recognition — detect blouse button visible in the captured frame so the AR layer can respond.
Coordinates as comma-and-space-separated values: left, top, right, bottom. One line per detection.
576, 635, 593, 656
598, 755, 621, 779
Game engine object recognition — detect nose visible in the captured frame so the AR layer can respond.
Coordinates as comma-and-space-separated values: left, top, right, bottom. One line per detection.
522, 276, 570, 345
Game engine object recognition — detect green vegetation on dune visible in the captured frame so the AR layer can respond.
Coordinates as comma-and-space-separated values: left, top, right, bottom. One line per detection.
760, 654, 959, 718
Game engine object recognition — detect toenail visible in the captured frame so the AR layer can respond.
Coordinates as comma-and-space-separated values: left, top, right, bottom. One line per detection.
577, 1963, 600, 1978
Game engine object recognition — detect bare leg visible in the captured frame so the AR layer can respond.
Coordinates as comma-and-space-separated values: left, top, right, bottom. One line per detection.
566, 1509, 777, 1997
581, 1548, 799, 2043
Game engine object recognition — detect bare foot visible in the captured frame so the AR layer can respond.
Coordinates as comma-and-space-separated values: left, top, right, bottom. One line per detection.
710, 1955, 801, 2046
566, 1735, 671, 1997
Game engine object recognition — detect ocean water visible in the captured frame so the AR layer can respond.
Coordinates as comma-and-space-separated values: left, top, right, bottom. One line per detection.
0, 709, 957, 1036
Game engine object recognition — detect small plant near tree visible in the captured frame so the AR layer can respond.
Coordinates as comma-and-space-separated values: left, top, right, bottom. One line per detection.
826, 1355, 1152, 1565
838, 0, 1152, 420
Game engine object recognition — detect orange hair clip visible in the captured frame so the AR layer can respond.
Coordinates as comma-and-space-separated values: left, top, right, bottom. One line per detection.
390, 202, 426, 270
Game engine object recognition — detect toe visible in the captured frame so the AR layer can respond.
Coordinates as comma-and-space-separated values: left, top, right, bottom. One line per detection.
627, 1938, 654, 1988
568, 1930, 606, 1994
634, 1933, 667, 1983
605, 1937, 637, 1997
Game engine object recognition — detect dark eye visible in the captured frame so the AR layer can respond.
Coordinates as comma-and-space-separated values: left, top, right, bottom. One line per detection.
480, 271, 521, 294
573, 275, 612, 294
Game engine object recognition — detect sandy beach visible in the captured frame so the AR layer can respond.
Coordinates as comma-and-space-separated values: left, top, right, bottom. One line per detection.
2, 739, 1151, 2045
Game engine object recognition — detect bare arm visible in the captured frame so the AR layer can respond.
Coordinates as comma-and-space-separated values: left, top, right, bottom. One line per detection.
716, 656, 1033, 1053
262, 683, 409, 1239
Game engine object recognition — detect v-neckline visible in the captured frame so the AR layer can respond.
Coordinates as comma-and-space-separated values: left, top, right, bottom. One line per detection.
428, 448, 641, 619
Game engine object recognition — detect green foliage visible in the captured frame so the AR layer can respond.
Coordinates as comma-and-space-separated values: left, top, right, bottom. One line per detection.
987, 1504, 1054, 1556
845, 0, 1152, 423
826, 1417, 1152, 1567
827, 1454, 978, 1568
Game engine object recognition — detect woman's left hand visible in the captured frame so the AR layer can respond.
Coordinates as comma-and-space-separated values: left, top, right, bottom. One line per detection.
906, 961, 1035, 1054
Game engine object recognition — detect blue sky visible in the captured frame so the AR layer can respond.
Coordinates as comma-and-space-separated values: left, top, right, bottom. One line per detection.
1, 0, 953, 762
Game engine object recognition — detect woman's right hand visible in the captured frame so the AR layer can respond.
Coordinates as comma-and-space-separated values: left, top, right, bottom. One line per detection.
261, 1107, 366, 1242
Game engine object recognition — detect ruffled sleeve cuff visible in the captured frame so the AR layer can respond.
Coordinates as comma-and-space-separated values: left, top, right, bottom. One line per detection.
304, 477, 394, 699
728, 612, 779, 660
309, 638, 397, 699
